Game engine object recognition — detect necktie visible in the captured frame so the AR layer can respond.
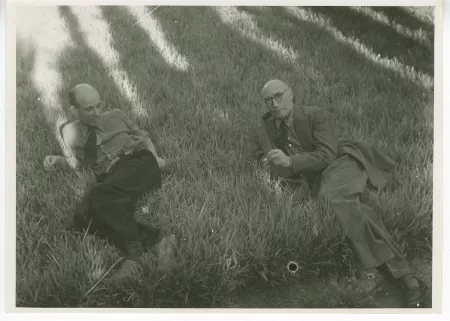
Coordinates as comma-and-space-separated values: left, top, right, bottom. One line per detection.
277, 121, 289, 154
84, 126, 97, 166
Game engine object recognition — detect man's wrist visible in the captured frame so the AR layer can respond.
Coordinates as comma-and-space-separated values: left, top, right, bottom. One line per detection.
56, 156, 69, 168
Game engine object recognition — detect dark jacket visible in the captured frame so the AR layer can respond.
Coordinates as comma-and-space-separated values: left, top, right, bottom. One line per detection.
257, 105, 396, 190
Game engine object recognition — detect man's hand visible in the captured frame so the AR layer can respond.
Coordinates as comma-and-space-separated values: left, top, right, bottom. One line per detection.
266, 149, 291, 168
128, 136, 148, 150
43, 155, 64, 172
260, 155, 270, 170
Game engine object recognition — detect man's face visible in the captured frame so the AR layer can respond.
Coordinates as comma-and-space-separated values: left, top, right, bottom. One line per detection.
72, 85, 103, 127
77, 101, 103, 127
262, 86, 293, 120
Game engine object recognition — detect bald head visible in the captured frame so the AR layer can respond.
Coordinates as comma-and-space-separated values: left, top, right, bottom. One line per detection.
261, 79, 290, 98
260, 79, 294, 120
69, 84, 103, 126
69, 83, 101, 109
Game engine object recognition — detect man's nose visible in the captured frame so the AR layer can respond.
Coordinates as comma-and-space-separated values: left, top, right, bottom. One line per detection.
272, 99, 280, 108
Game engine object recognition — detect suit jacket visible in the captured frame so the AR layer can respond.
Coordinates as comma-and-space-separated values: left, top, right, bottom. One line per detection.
256, 105, 396, 190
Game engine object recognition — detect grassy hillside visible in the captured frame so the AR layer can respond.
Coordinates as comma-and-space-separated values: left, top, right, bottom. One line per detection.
15, 6, 434, 308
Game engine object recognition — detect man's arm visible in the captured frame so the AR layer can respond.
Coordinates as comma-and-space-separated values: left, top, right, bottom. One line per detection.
289, 108, 338, 174
43, 123, 79, 172
118, 110, 168, 169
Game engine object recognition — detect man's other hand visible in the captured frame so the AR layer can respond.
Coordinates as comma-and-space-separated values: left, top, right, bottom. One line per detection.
43, 155, 63, 171
266, 149, 291, 168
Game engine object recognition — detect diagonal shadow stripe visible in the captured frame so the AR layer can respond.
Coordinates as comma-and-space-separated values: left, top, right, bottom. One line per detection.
70, 6, 149, 119
349, 6, 432, 47
127, 6, 190, 72
307, 6, 433, 77
240, 6, 432, 150
371, 6, 434, 34
58, 7, 142, 126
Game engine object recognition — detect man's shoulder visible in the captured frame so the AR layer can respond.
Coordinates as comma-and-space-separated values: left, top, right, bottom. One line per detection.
295, 104, 322, 114
294, 105, 328, 121
60, 120, 83, 147
102, 108, 124, 118
60, 119, 81, 133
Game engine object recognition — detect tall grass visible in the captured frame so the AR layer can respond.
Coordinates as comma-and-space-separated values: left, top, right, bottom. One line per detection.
15, 6, 434, 307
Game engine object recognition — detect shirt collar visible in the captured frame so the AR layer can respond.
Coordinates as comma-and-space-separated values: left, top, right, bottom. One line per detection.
78, 121, 100, 137
274, 110, 294, 129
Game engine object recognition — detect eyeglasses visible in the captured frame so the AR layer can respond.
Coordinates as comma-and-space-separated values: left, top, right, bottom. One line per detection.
264, 89, 288, 107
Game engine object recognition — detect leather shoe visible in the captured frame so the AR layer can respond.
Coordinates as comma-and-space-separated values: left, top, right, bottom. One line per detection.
401, 275, 428, 308
108, 258, 141, 286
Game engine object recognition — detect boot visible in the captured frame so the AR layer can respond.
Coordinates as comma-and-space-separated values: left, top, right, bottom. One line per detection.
400, 273, 428, 308
156, 234, 178, 274
108, 240, 145, 285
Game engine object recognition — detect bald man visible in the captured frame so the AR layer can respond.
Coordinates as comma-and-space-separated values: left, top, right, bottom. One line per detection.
256, 79, 427, 308
43, 84, 177, 284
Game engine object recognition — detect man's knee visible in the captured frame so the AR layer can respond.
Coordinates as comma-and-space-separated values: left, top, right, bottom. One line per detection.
317, 185, 334, 202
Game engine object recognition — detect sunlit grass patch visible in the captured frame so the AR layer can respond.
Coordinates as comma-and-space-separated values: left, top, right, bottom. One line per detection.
70, 6, 148, 118
349, 6, 432, 46
215, 6, 298, 64
127, 6, 190, 71
284, 7, 433, 89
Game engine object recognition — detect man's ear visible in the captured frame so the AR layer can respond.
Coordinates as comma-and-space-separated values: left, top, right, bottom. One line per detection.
67, 105, 79, 120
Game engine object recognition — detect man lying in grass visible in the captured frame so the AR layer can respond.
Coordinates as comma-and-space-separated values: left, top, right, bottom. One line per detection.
43, 83, 177, 285
256, 79, 427, 308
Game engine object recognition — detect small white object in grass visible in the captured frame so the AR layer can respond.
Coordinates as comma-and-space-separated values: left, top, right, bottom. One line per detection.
141, 206, 149, 214
287, 261, 299, 274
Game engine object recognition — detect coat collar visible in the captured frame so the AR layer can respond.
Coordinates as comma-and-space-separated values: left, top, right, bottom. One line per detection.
274, 109, 295, 129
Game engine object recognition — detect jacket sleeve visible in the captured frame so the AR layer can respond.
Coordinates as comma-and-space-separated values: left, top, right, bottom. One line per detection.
116, 109, 148, 137
290, 108, 338, 174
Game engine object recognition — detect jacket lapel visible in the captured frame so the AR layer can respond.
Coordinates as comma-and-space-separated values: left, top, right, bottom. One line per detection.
262, 106, 313, 152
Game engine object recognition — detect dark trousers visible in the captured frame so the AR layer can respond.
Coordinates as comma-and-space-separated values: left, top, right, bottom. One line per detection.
73, 150, 162, 257
316, 154, 411, 279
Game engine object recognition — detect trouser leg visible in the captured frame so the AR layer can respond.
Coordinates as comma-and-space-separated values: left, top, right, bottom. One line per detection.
317, 154, 411, 278
73, 151, 162, 258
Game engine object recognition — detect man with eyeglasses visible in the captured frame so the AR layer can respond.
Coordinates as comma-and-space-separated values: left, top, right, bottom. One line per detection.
256, 79, 427, 308
43, 83, 177, 285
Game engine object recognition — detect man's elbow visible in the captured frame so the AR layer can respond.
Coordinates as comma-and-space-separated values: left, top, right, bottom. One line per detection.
322, 150, 337, 166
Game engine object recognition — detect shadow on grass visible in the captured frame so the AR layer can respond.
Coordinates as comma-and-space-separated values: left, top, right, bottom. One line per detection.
57, 6, 138, 124
240, 6, 432, 129
100, 6, 198, 149
371, 6, 434, 34
150, 6, 320, 126
104, 5, 308, 160
304, 6, 433, 77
